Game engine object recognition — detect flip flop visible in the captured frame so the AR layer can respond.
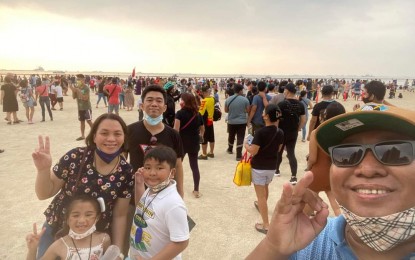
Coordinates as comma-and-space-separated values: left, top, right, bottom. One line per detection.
255, 223, 268, 234
76, 137, 85, 141
254, 201, 259, 212
193, 191, 202, 198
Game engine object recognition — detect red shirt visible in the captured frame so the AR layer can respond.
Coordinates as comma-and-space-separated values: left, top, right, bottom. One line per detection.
104, 84, 122, 105
36, 85, 49, 97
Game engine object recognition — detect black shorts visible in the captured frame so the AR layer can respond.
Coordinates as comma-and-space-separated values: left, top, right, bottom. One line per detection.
202, 124, 215, 144
78, 109, 92, 121
57, 97, 64, 102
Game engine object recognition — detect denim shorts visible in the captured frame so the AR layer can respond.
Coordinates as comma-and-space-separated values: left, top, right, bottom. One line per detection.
108, 104, 119, 113
251, 168, 274, 185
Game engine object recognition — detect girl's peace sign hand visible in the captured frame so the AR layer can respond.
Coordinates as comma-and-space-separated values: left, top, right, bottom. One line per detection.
32, 136, 52, 172
26, 223, 46, 251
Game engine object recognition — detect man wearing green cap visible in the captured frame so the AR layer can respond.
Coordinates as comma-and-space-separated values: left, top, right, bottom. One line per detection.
247, 105, 415, 259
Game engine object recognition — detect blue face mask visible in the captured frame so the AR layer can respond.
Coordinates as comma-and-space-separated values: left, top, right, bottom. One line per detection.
144, 113, 163, 126
95, 147, 122, 164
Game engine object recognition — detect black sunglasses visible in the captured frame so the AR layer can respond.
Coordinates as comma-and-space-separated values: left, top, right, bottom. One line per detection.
329, 140, 415, 167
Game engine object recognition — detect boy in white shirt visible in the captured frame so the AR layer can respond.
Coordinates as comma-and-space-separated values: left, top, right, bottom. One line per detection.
130, 146, 189, 260
55, 83, 64, 110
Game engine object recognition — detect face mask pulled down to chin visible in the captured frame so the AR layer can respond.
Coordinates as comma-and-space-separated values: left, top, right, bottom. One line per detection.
144, 113, 163, 126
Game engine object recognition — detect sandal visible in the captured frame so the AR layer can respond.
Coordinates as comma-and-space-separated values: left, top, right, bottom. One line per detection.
192, 191, 202, 198
76, 137, 85, 141
255, 223, 268, 234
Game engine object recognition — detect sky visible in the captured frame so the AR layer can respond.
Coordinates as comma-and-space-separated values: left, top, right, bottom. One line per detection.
1, 0, 414, 77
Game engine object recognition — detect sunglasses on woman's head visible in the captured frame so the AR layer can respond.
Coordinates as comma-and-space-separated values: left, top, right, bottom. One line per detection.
329, 140, 415, 167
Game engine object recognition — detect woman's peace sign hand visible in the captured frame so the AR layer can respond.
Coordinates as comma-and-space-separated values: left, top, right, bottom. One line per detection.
32, 135, 52, 173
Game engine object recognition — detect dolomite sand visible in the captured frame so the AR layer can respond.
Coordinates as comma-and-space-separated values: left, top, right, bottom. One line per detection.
1, 89, 414, 259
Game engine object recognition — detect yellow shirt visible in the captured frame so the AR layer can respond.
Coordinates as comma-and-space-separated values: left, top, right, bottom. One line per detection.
199, 96, 215, 126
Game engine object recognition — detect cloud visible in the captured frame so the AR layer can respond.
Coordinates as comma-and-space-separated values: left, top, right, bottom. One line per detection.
1, 0, 414, 76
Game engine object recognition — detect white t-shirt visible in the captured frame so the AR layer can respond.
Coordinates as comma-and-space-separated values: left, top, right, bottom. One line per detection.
129, 181, 189, 260
49, 84, 57, 95
55, 85, 63, 98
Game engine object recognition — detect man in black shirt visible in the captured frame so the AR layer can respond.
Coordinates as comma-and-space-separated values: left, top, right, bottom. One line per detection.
277, 83, 306, 184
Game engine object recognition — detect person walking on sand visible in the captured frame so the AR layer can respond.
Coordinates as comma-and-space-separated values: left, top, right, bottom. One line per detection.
244, 104, 284, 234
35, 78, 53, 122
70, 74, 92, 141
104, 77, 122, 115
1, 73, 23, 124
198, 85, 216, 160
225, 83, 250, 161
19, 79, 35, 124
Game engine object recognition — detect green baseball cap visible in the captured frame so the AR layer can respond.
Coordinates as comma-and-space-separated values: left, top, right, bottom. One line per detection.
316, 105, 415, 155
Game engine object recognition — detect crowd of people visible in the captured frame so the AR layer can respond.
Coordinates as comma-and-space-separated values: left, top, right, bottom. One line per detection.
1, 73, 415, 259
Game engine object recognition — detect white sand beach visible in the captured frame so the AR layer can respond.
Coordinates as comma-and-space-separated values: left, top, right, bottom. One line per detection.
1, 89, 415, 259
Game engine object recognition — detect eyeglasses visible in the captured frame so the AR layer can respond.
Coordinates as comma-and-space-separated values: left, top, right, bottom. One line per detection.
329, 140, 415, 167
144, 136, 157, 153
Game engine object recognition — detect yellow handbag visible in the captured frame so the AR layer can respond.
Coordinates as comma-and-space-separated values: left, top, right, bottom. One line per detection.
233, 151, 252, 186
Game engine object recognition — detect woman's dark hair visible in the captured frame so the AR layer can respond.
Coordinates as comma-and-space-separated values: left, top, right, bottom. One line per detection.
20, 79, 28, 88
85, 113, 128, 151
251, 86, 259, 95
36, 78, 42, 86
141, 84, 167, 104
55, 195, 101, 239
180, 93, 199, 114
144, 145, 177, 169
265, 104, 282, 122
324, 102, 346, 121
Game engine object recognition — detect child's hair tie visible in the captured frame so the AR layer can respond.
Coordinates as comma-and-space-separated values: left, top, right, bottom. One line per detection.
97, 197, 105, 213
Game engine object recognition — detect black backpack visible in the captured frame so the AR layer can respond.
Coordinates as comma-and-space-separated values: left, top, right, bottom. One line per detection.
280, 99, 300, 130
213, 102, 222, 121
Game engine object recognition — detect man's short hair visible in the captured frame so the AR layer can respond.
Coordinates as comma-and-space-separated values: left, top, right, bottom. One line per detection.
76, 74, 85, 79
365, 80, 386, 101
257, 81, 267, 92
321, 85, 334, 96
141, 84, 167, 104
233, 84, 244, 93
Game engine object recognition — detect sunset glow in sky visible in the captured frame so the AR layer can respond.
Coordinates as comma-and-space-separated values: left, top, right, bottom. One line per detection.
1, 1, 414, 77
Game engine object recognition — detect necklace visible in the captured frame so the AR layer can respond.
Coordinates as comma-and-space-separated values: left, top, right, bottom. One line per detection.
140, 186, 168, 220
70, 234, 92, 260
94, 154, 120, 176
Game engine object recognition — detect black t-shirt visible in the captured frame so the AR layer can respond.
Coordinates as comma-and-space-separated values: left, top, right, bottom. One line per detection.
251, 126, 284, 170
127, 121, 184, 171
311, 100, 337, 129
175, 109, 203, 154
278, 99, 305, 133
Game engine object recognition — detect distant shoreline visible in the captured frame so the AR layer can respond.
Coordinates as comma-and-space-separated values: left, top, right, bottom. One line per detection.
0, 69, 413, 82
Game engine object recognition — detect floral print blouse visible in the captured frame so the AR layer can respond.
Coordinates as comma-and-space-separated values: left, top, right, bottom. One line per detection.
44, 147, 134, 232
